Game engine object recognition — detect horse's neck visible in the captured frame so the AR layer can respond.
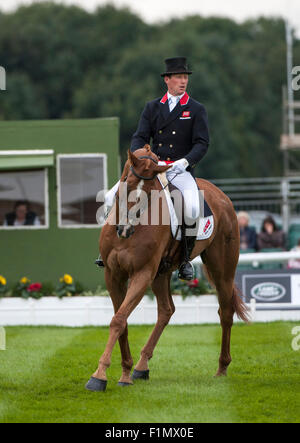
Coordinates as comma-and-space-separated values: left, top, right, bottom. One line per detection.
143, 174, 170, 226
120, 162, 130, 182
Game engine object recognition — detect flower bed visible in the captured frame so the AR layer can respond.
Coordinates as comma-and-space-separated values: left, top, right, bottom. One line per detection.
0, 274, 86, 299
0, 272, 215, 299
170, 272, 215, 298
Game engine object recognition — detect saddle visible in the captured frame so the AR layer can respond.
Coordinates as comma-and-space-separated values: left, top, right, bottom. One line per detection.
156, 174, 214, 276
157, 174, 214, 241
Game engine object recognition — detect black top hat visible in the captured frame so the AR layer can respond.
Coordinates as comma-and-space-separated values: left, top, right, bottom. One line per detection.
161, 57, 192, 77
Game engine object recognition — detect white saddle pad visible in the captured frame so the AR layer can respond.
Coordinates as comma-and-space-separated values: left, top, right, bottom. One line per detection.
158, 174, 214, 241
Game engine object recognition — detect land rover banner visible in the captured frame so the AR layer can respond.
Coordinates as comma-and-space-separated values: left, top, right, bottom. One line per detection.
235, 270, 300, 304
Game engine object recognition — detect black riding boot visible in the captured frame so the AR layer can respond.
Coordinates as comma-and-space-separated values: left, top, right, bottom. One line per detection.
178, 234, 197, 281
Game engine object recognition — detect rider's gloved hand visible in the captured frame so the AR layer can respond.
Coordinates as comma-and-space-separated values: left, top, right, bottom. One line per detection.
170, 158, 189, 174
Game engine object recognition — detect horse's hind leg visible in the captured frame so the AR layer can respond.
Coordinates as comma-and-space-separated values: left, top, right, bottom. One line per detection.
202, 230, 239, 376
133, 272, 175, 380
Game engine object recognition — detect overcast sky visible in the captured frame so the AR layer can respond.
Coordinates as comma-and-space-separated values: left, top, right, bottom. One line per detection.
2, 0, 300, 36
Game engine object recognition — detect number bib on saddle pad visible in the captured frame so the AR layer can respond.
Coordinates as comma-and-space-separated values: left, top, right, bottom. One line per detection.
157, 173, 214, 241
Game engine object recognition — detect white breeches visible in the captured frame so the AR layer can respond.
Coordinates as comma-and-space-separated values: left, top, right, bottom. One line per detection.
166, 169, 200, 221
104, 170, 200, 222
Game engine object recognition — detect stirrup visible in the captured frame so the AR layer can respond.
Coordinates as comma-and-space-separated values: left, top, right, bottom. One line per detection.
178, 260, 194, 281
95, 257, 105, 268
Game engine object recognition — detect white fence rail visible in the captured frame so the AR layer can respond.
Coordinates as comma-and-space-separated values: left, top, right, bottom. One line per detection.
193, 250, 300, 265
0, 296, 300, 327
1, 252, 300, 327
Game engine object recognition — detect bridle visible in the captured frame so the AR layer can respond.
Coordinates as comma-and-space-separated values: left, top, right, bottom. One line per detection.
129, 154, 179, 191
115, 154, 180, 237
129, 155, 159, 181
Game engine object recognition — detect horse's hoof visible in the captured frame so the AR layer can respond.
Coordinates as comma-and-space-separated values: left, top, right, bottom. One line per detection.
131, 369, 150, 380
118, 381, 133, 387
85, 377, 107, 392
214, 371, 227, 377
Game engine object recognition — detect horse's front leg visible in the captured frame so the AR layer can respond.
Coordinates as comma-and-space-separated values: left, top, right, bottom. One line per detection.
86, 269, 153, 392
132, 272, 175, 381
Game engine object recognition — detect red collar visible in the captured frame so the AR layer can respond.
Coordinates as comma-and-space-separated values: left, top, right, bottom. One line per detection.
180, 92, 189, 105
160, 93, 168, 104
160, 92, 190, 105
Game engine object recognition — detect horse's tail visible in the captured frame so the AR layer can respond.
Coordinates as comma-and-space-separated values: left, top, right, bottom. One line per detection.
232, 284, 250, 323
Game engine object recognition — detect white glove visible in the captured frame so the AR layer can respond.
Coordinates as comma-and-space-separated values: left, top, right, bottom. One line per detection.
170, 158, 189, 174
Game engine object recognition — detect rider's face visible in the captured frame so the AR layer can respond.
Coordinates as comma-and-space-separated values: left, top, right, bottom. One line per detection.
164, 74, 189, 96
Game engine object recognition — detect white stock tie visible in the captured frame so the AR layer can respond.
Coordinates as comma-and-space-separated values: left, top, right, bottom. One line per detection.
169, 96, 180, 112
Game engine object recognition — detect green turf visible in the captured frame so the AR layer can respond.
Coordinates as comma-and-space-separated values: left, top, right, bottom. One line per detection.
0, 322, 299, 423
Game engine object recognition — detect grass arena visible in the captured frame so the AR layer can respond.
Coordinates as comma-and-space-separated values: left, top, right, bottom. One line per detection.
0, 322, 299, 423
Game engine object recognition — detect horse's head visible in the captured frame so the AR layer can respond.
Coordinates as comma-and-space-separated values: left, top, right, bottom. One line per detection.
116, 144, 171, 239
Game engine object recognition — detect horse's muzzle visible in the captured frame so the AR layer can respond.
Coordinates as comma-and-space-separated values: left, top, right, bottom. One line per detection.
116, 224, 135, 239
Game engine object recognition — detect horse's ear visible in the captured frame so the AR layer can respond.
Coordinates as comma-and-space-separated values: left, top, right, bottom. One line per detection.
128, 149, 140, 167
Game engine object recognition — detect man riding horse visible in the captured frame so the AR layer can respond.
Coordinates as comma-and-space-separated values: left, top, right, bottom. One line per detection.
87, 60, 248, 392
97, 57, 209, 280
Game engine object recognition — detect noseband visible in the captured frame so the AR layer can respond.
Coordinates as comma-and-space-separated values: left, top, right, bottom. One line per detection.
130, 155, 158, 181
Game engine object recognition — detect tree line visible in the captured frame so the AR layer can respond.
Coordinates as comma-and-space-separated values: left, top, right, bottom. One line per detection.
0, 2, 299, 178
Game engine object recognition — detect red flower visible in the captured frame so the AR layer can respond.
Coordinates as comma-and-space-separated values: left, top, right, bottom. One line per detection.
187, 278, 199, 288
27, 283, 42, 293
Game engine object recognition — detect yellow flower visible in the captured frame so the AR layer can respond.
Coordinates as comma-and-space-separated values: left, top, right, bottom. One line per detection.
63, 274, 73, 285
0, 276, 7, 286
20, 277, 30, 285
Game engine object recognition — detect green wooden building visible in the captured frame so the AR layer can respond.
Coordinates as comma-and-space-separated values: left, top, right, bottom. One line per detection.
0, 118, 120, 290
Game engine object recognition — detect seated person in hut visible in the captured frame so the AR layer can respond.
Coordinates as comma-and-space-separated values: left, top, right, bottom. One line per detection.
3, 200, 41, 227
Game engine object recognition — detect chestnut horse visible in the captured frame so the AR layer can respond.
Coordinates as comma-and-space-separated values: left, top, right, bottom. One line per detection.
86, 145, 249, 392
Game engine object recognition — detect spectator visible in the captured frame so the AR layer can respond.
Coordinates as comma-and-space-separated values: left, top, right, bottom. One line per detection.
3, 200, 41, 226
257, 216, 285, 251
288, 239, 300, 269
237, 211, 257, 250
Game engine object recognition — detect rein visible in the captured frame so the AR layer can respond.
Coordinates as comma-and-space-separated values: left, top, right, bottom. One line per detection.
115, 154, 180, 225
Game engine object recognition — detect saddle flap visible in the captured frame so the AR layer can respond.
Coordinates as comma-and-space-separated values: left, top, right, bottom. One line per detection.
157, 174, 214, 241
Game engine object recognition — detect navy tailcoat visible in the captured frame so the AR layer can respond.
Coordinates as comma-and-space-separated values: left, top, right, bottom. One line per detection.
131, 92, 209, 172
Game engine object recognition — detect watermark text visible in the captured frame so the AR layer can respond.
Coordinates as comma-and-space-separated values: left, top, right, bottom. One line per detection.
0, 66, 6, 91
292, 66, 300, 91
291, 326, 300, 351
0, 327, 6, 350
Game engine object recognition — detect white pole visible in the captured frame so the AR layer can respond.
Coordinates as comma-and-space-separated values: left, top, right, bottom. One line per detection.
250, 298, 256, 322
285, 20, 295, 136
